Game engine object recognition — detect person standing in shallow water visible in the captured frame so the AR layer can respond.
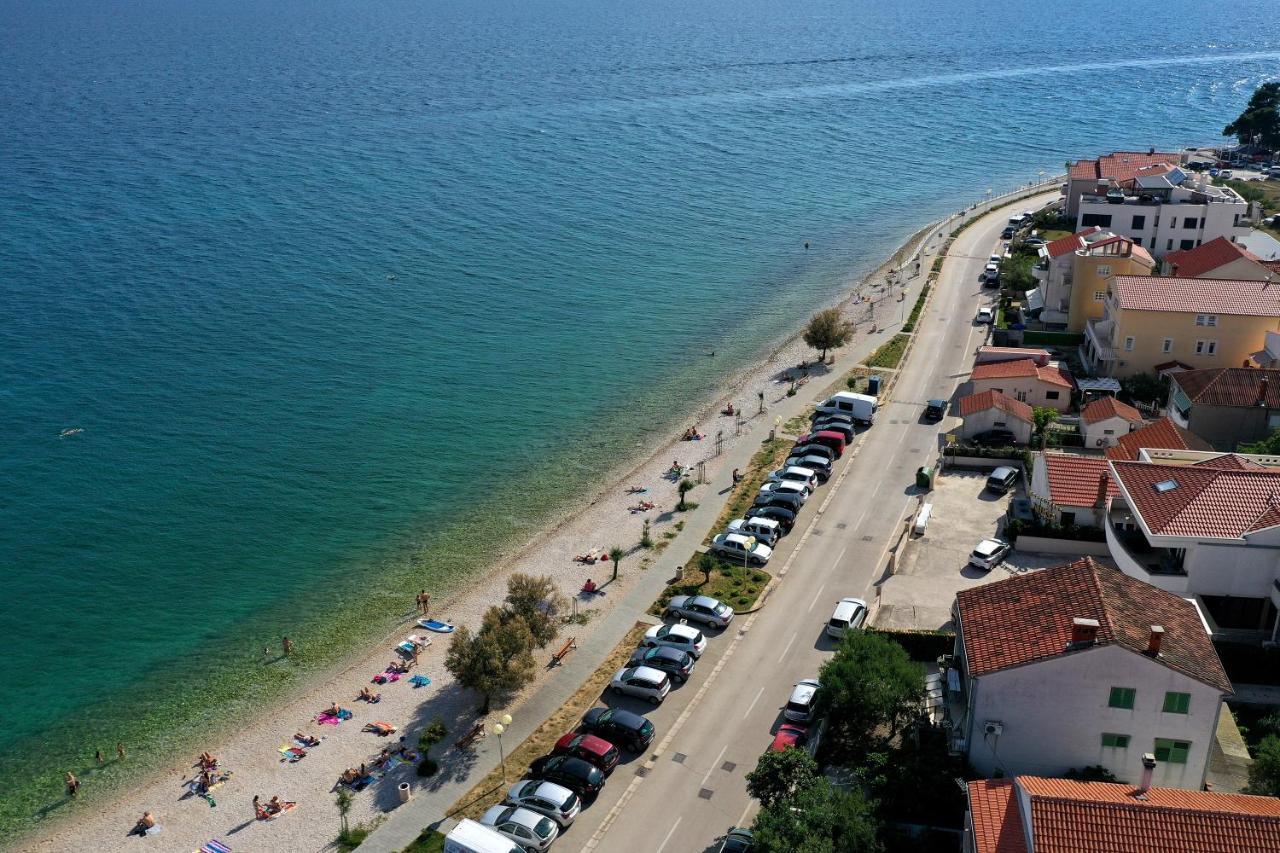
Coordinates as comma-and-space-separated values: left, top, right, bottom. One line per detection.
65, 772, 79, 797
117, 742, 126, 761
95, 749, 103, 765
282, 636, 293, 657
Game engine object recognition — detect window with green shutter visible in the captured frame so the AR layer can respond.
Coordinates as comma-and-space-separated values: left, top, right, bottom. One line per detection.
1108, 687, 1136, 709
1162, 692, 1191, 714
1154, 738, 1190, 764
1101, 733, 1130, 748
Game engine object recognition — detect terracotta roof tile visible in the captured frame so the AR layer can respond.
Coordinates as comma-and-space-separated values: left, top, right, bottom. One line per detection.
1045, 227, 1100, 259
967, 779, 1028, 853
1067, 151, 1181, 183
958, 390, 1034, 422
1165, 236, 1262, 278
971, 359, 1074, 389
1110, 460, 1280, 539
1111, 274, 1280, 316
1105, 418, 1211, 461
1015, 776, 1280, 853
1042, 453, 1118, 507
954, 557, 1230, 693
1081, 397, 1144, 425
1173, 368, 1280, 408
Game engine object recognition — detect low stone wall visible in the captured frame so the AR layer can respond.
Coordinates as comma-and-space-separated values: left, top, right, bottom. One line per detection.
1015, 535, 1110, 557
944, 455, 1023, 471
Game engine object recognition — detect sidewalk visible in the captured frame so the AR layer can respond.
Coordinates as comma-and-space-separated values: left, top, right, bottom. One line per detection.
360, 181, 1059, 852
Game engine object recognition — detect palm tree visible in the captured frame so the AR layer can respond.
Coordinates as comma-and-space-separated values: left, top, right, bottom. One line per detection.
677, 478, 695, 511
335, 788, 353, 838
609, 546, 623, 582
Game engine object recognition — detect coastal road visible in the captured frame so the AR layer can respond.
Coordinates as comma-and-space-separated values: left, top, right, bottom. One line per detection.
569, 193, 1057, 852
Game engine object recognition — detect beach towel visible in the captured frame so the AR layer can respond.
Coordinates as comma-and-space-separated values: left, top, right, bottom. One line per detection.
200, 840, 232, 853
293, 737, 319, 750
278, 745, 306, 762
316, 714, 341, 726
379, 756, 404, 773
409, 674, 431, 688
372, 674, 388, 684
396, 641, 415, 654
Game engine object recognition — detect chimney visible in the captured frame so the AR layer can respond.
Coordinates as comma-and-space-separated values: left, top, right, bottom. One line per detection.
1170, 262, 1179, 278
1148, 146, 1155, 155
1135, 753, 1157, 798
1258, 377, 1269, 407
1070, 617, 1100, 646
1146, 625, 1165, 656
1095, 473, 1110, 509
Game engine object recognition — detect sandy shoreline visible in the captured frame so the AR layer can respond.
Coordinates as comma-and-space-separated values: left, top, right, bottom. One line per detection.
18, 211, 949, 853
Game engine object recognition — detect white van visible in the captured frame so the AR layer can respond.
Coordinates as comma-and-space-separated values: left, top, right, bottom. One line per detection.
445, 818, 525, 853
815, 392, 877, 425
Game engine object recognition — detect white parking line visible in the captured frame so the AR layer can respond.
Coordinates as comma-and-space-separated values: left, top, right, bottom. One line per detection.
776, 631, 797, 663
743, 685, 766, 719
700, 744, 729, 788
807, 582, 827, 612
654, 817, 683, 853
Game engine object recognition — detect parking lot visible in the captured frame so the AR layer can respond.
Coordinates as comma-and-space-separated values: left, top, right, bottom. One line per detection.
871, 466, 1105, 631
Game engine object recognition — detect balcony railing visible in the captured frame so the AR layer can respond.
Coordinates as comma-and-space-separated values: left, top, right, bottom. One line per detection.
1085, 318, 1117, 362
1106, 521, 1187, 590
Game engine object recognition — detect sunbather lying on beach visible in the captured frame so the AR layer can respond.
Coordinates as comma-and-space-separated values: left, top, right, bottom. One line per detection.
358, 687, 381, 703
363, 721, 397, 736
197, 752, 218, 769
267, 796, 294, 815
387, 659, 410, 673
625, 485, 647, 494
339, 767, 361, 786
323, 702, 349, 717
294, 733, 320, 747
573, 554, 597, 564
129, 811, 156, 836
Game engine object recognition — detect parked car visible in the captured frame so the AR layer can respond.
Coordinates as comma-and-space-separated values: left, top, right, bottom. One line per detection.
710, 532, 774, 566
1007, 498, 1034, 523
783, 678, 821, 723
504, 779, 581, 828
769, 722, 810, 752
665, 594, 736, 628
784, 453, 832, 482
791, 442, 836, 464
641, 622, 707, 658
971, 428, 1018, 447
825, 597, 868, 638
480, 804, 559, 852
767, 465, 819, 491
989, 254, 1003, 264
810, 419, 855, 442
627, 645, 695, 684
969, 537, 1012, 571
985, 466, 1019, 494
552, 732, 620, 773
757, 481, 809, 504
580, 707, 655, 752
795, 430, 847, 457
719, 827, 755, 853
527, 755, 605, 797
1001, 226, 1017, 239
609, 666, 671, 705
924, 399, 946, 421
808, 410, 853, 427
975, 307, 994, 324
745, 504, 797, 533
1220, 169, 1234, 178
982, 263, 1000, 283
1023, 236, 1045, 247
727, 516, 781, 545
751, 489, 805, 513
814, 391, 877, 425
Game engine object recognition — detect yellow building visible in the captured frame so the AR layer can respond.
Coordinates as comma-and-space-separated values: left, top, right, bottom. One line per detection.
1065, 235, 1154, 332
1083, 275, 1280, 378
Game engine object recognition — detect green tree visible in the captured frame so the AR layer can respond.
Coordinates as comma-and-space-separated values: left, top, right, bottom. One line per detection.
677, 478, 695, 510
500, 573, 566, 648
335, 788, 353, 837
746, 747, 819, 809
1119, 372, 1167, 408
698, 552, 716, 585
802, 308, 854, 362
1224, 82, 1280, 150
816, 631, 924, 764
444, 614, 536, 714
751, 777, 880, 853
1032, 406, 1058, 436
1247, 734, 1280, 796
1241, 429, 1280, 455
608, 545, 624, 582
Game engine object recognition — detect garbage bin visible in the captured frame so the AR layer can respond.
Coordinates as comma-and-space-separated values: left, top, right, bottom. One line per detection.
398, 782, 412, 803
915, 466, 935, 491
868, 374, 882, 396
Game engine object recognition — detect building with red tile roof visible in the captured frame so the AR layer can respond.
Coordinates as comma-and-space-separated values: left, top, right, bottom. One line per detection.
1111, 274, 1280, 316
1168, 368, 1280, 451
1028, 453, 1118, 526
1080, 396, 1145, 450
958, 390, 1034, 445
969, 359, 1074, 412
1065, 151, 1181, 218
952, 558, 1230, 788
1105, 417, 1212, 461
965, 776, 1280, 853
1082, 396, 1144, 426
1163, 236, 1271, 280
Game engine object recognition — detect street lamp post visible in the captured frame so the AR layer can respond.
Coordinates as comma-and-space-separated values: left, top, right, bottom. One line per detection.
492, 713, 513, 781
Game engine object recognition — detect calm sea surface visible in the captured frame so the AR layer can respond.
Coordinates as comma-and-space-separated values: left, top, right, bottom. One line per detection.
1, 0, 1277, 832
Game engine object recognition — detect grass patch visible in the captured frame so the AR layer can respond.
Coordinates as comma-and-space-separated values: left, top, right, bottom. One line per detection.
1022, 330, 1084, 346
704, 437, 794, 542
651, 559, 771, 615
864, 334, 909, 369
1039, 229, 1072, 242
931, 256, 944, 273
447, 623, 651, 822
402, 828, 446, 853
1216, 177, 1280, 211
901, 283, 931, 333
843, 366, 873, 393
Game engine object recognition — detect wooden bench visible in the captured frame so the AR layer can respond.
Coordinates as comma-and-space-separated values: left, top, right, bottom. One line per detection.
549, 637, 578, 668
454, 722, 486, 750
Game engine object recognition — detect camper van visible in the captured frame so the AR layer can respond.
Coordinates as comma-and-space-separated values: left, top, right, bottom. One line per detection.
444, 819, 525, 853
814, 392, 877, 426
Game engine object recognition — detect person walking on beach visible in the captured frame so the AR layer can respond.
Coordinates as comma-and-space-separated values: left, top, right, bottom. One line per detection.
417, 590, 430, 615
65, 772, 79, 797
732, 468, 742, 485
95, 749, 103, 765
282, 636, 293, 657
117, 742, 126, 761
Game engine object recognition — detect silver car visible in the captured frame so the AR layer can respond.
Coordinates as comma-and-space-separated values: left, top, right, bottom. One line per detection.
784, 678, 821, 723
480, 804, 559, 852
504, 779, 580, 827
665, 594, 735, 628
968, 538, 1011, 571
609, 665, 671, 705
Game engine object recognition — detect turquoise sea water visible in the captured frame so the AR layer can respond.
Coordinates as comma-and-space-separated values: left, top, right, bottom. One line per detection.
1, 0, 1278, 833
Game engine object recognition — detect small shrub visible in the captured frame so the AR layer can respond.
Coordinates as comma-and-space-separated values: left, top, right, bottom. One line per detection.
417, 758, 439, 777
731, 578, 743, 587
736, 596, 749, 606
753, 572, 766, 582
786, 387, 797, 397
678, 501, 698, 512
640, 520, 653, 549
419, 717, 448, 751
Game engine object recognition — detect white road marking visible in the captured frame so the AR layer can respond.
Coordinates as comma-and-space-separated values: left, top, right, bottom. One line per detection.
736, 801, 755, 828
829, 546, 847, 572
776, 631, 797, 663
654, 817, 683, 853
700, 744, 729, 787
807, 583, 827, 612
743, 685, 766, 719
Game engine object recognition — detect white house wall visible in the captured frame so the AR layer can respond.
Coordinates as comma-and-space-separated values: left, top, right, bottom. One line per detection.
961, 408, 1033, 444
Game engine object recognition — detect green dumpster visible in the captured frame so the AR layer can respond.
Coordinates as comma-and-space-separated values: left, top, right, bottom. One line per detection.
916, 465, 935, 491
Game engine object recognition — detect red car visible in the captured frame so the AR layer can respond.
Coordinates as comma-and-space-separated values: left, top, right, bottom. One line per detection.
797, 430, 846, 458
553, 732, 620, 773
769, 723, 809, 752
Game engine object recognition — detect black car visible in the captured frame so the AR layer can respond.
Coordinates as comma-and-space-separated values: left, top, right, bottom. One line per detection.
581, 707, 655, 752
1001, 226, 1016, 239
808, 411, 853, 427
627, 646, 695, 684
791, 442, 836, 464
971, 428, 1018, 447
745, 504, 796, 533
924, 399, 946, 421
752, 490, 804, 512
810, 420, 854, 442
527, 755, 605, 797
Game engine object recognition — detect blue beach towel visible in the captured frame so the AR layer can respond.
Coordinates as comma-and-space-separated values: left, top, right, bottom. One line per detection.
409, 674, 431, 688
201, 840, 232, 853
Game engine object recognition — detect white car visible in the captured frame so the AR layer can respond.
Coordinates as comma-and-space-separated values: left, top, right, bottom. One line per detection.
504, 779, 580, 827
989, 254, 1002, 264
610, 665, 671, 705
969, 538, 1012, 571
825, 597, 868, 638
767, 466, 819, 491
758, 480, 810, 503
642, 622, 707, 658
976, 307, 994, 324
710, 532, 774, 566
727, 517, 781, 545
784, 678, 821, 723
480, 804, 559, 852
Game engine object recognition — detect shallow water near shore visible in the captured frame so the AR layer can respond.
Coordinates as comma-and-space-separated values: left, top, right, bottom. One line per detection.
2, 0, 1279, 835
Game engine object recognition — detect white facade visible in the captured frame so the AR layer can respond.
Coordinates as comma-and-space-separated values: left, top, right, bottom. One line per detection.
1028, 454, 1106, 527
1083, 414, 1139, 449
1076, 184, 1249, 260
1107, 514, 1280, 601
959, 407, 1033, 445
961, 643, 1222, 789
969, 375, 1071, 412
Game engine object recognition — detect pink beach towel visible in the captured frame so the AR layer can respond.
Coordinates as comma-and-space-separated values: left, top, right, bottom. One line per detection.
316, 714, 341, 726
